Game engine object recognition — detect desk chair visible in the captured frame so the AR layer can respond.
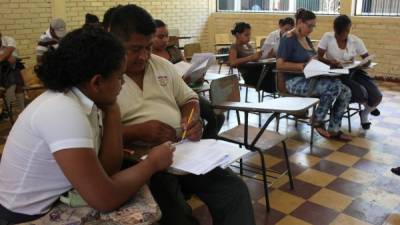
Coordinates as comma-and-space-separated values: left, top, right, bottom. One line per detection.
183, 43, 201, 61
210, 75, 294, 211
20, 67, 46, 104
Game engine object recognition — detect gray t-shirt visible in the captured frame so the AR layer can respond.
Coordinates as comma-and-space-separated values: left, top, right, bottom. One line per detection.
277, 35, 316, 81
230, 43, 255, 58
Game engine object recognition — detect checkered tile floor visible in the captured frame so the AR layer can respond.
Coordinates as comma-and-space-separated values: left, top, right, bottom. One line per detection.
0, 72, 399, 225
189, 76, 400, 225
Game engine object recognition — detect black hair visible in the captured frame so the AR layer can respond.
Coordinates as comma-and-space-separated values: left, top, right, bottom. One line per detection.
231, 22, 251, 35
85, 13, 99, 24
154, 19, 166, 28
334, 15, 352, 35
295, 8, 316, 23
110, 4, 156, 41
36, 27, 125, 92
281, 17, 295, 26
102, 5, 122, 31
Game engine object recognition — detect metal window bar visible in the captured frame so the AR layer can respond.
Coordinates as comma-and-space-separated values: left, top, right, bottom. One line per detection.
355, 0, 400, 16
217, 0, 340, 14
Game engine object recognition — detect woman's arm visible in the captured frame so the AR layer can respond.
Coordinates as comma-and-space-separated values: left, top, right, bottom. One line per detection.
97, 103, 123, 175
276, 58, 304, 72
228, 47, 261, 67
317, 48, 341, 67
54, 142, 174, 212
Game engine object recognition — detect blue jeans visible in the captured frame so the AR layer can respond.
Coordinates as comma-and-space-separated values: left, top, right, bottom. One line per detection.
286, 76, 352, 133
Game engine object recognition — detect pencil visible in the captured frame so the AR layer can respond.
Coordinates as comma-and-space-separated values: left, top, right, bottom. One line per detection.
181, 107, 195, 140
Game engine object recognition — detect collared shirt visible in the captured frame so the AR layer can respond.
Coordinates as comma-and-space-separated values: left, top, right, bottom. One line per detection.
36, 29, 59, 56
0, 87, 102, 215
118, 54, 198, 135
318, 32, 368, 62
0, 36, 18, 58
261, 29, 282, 58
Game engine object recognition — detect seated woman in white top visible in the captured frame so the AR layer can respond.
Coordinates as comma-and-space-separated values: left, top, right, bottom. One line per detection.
0, 27, 174, 223
261, 17, 294, 59
317, 15, 382, 129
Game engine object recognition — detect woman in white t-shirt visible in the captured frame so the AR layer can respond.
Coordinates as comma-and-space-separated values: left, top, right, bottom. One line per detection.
0, 27, 174, 223
317, 15, 382, 129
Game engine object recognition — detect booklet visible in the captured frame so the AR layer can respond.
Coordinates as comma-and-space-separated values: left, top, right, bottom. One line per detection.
342, 55, 377, 69
173, 53, 216, 83
304, 59, 349, 79
142, 139, 247, 175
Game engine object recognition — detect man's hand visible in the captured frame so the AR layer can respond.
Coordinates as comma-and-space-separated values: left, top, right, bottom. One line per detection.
146, 141, 175, 171
140, 120, 178, 144
181, 116, 202, 142
98, 102, 121, 116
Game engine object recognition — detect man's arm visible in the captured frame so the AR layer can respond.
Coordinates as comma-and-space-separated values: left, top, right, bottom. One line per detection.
122, 120, 178, 146
0, 46, 15, 62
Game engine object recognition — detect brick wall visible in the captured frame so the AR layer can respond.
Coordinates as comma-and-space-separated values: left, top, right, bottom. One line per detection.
64, 0, 213, 51
0, 0, 52, 66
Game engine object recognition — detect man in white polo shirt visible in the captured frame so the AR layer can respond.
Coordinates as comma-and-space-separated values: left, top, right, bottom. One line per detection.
110, 5, 255, 225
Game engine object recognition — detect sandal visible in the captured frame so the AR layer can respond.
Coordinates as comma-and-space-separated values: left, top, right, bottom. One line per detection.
391, 167, 400, 176
329, 131, 352, 142
371, 108, 380, 116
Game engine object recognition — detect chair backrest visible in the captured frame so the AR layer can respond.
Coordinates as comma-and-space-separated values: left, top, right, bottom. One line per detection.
183, 43, 201, 60
255, 36, 266, 49
168, 36, 179, 47
210, 75, 240, 108
20, 66, 45, 100
260, 38, 266, 49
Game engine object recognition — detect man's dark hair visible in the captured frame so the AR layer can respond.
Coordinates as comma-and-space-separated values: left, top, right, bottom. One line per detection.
231, 22, 251, 35
110, 4, 156, 41
85, 13, 99, 24
154, 19, 166, 28
36, 27, 125, 92
281, 17, 295, 26
334, 15, 352, 35
102, 5, 122, 31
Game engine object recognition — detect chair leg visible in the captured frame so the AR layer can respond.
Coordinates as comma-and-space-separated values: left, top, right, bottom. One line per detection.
227, 110, 230, 121
245, 87, 249, 103
347, 107, 352, 133
218, 63, 222, 74
282, 141, 294, 190
257, 149, 270, 211
239, 158, 243, 176
275, 114, 280, 132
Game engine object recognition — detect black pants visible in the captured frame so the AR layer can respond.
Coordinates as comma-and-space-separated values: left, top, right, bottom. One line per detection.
0, 203, 43, 224
340, 69, 382, 107
149, 167, 255, 225
199, 95, 225, 139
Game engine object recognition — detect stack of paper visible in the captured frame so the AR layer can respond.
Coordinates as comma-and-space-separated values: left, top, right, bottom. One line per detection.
342, 55, 377, 69
304, 59, 349, 79
174, 53, 216, 83
169, 139, 248, 175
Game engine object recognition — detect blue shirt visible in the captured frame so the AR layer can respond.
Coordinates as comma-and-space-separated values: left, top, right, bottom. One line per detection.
277, 34, 316, 81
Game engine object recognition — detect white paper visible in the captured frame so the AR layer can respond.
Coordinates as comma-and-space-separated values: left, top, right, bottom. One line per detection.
304, 59, 349, 79
169, 139, 248, 175
342, 55, 376, 69
173, 53, 216, 83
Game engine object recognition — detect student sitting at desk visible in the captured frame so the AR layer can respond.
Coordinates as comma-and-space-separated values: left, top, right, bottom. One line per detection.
0, 27, 174, 224
277, 8, 352, 141
152, 19, 224, 139
229, 22, 276, 93
317, 15, 382, 129
111, 5, 255, 225
261, 17, 294, 58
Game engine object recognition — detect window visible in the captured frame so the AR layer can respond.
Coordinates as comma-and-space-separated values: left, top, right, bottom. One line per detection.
355, 0, 400, 16
217, 0, 340, 14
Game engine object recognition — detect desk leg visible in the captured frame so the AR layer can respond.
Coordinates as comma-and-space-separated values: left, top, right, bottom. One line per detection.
310, 105, 317, 153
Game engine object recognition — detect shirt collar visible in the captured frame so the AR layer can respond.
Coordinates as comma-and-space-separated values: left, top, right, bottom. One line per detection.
71, 87, 96, 115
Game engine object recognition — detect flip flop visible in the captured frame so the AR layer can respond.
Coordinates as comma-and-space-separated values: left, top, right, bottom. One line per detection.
370, 108, 380, 116
330, 131, 352, 142
391, 167, 400, 176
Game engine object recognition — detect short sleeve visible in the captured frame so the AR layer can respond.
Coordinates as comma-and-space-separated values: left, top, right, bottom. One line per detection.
31, 98, 94, 153
353, 36, 368, 56
277, 36, 293, 61
318, 33, 330, 50
3, 36, 16, 48
168, 65, 198, 106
